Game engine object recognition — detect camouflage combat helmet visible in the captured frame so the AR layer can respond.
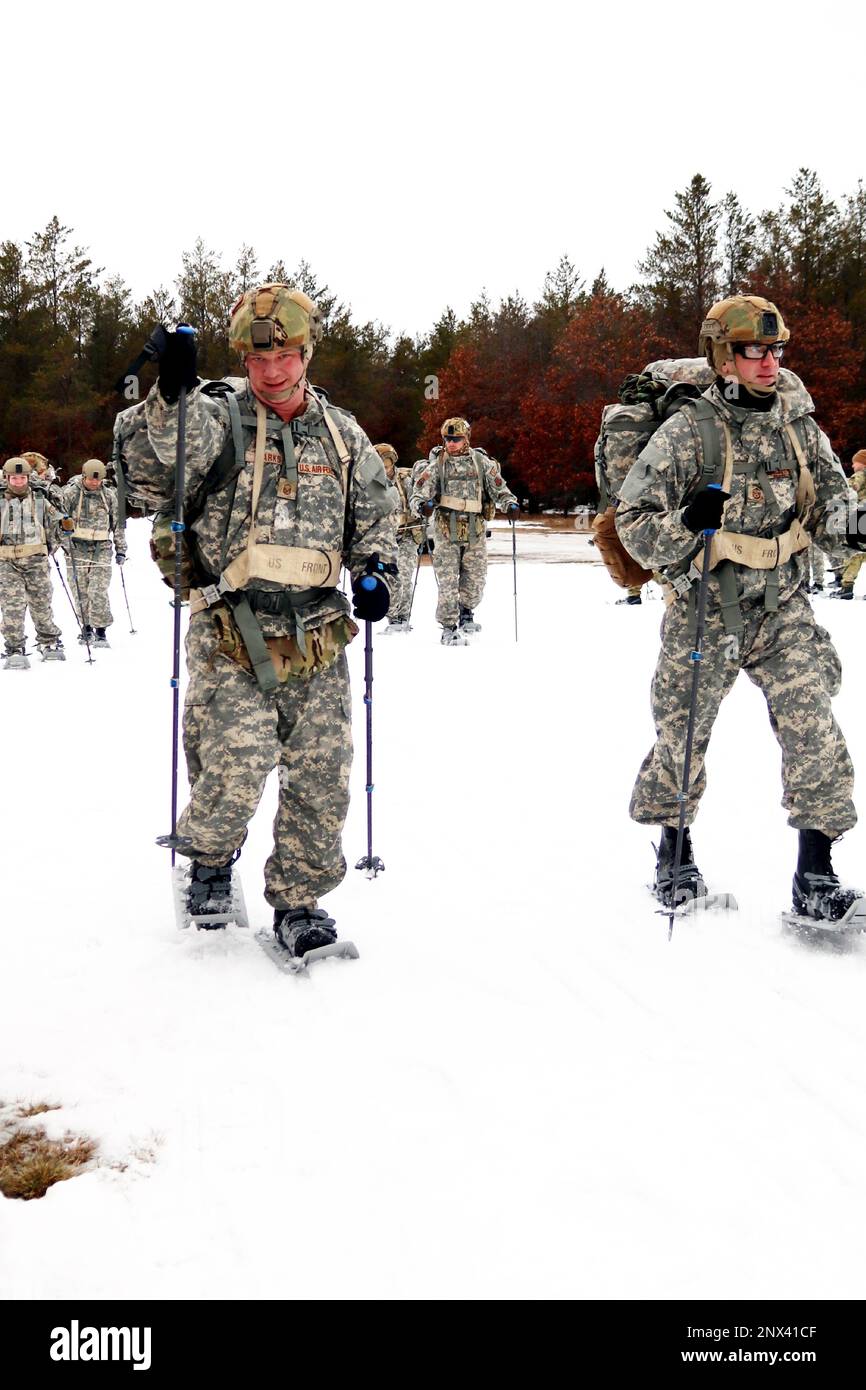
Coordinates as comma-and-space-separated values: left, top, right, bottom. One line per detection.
700, 295, 789, 376
441, 416, 471, 439
21, 451, 49, 472
81, 459, 107, 480
229, 284, 323, 361
3, 456, 32, 477
374, 443, 399, 464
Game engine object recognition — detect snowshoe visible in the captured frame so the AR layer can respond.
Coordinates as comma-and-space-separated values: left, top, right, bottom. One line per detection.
382, 617, 411, 634
458, 605, 481, 632
2, 649, 30, 671
441, 625, 468, 646
172, 853, 248, 931
783, 830, 866, 938
78, 625, 94, 645
257, 907, 359, 974
38, 639, 65, 662
93, 628, 110, 647
651, 826, 738, 917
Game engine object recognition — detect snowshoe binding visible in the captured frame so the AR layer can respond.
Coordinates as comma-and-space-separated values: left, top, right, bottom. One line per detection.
93, 628, 110, 648
652, 826, 738, 917
78, 624, 94, 645
173, 851, 248, 931
38, 638, 65, 662
458, 605, 481, 633
257, 907, 359, 974
383, 617, 411, 634
783, 830, 866, 939
441, 625, 468, 646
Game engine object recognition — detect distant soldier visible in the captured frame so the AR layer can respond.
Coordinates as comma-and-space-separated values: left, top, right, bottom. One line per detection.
59, 460, 127, 648
375, 443, 421, 633
411, 417, 518, 645
0, 457, 65, 669
838, 450, 866, 598
21, 451, 60, 495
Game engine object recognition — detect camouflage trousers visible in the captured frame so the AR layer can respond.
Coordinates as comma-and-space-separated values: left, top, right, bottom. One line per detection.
0, 552, 61, 650
806, 544, 826, 587
179, 613, 353, 910
841, 551, 865, 587
631, 589, 856, 838
392, 533, 419, 621
65, 541, 113, 628
432, 538, 487, 627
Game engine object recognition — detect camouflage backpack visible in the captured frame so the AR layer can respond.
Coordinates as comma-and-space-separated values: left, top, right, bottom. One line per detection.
592, 358, 715, 589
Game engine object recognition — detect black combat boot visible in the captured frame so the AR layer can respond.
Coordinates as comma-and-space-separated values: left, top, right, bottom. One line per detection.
458, 605, 481, 632
273, 907, 337, 957
78, 624, 94, 644
792, 829, 864, 922
654, 825, 706, 907
93, 627, 110, 647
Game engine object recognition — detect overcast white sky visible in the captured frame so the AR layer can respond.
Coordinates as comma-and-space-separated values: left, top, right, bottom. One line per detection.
6, 0, 865, 339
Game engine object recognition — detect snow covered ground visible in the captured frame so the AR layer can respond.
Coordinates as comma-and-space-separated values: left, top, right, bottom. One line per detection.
1, 520, 865, 1301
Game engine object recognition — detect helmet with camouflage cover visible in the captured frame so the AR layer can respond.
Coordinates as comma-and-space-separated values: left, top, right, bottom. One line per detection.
21, 450, 49, 474
374, 443, 398, 464
3, 456, 32, 477
700, 295, 789, 393
441, 416, 471, 440
81, 459, 107, 480
229, 284, 323, 362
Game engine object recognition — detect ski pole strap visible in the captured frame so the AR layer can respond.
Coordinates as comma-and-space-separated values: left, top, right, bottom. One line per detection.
224, 593, 279, 693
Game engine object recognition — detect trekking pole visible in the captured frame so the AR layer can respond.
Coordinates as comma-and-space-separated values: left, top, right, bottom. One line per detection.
119, 565, 137, 634
668, 486, 720, 942
63, 536, 94, 665
407, 534, 425, 622
511, 517, 518, 642
51, 550, 83, 633
354, 617, 384, 878
153, 324, 196, 867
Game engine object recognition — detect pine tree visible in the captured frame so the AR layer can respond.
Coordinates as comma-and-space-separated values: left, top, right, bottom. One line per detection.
637, 174, 721, 340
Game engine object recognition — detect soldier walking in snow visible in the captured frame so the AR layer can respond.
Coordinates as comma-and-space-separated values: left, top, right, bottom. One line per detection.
616, 295, 866, 926
116, 285, 397, 960
411, 416, 518, 645
375, 443, 422, 633
58, 461, 127, 648
0, 456, 65, 669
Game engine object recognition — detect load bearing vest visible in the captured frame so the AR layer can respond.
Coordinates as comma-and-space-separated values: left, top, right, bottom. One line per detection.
436, 450, 490, 543
72, 482, 112, 542
0, 491, 49, 559
189, 387, 350, 616
664, 400, 816, 636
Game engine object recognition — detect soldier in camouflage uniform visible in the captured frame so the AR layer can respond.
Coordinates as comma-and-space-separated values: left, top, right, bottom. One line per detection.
617, 295, 866, 923
59, 460, 127, 648
0, 457, 65, 669
838, 450, 866, 598
375, 443, 422, 633
115, 285, 397, 958
411, 417, 518, 645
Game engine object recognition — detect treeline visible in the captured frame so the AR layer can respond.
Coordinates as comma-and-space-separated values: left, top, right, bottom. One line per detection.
2, 168, 865, 507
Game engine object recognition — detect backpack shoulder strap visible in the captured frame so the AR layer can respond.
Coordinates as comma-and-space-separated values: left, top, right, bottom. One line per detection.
680, 397, 725, 487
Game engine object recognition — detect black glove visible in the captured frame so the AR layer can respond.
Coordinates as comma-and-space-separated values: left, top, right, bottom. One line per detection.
418, 499, 436, 518
116, 553, 127, 565
506, 502, 519, 519
156, 326, 198, 403
847, 506, 866, 551
682, 487, 729, 534
352, 555, 391, 622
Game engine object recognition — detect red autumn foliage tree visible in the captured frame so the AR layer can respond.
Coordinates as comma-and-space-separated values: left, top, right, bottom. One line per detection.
511, 294, 675, 508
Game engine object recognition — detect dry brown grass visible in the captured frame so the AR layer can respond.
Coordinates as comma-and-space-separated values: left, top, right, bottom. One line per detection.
0, 1108, 97, 1201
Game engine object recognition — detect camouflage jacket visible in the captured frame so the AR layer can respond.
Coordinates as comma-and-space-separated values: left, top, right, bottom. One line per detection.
390, 470, 422, 542
410, 445, 516, 543
58, 478, 127, 555
0, 488, 64, 552
851, 470, 866, 503
116, 377, 396, 637
616, 370, 853, 606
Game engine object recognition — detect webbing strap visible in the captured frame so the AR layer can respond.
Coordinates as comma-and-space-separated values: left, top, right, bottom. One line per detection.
280, 424, 298, 491
225, 594, 279, 693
